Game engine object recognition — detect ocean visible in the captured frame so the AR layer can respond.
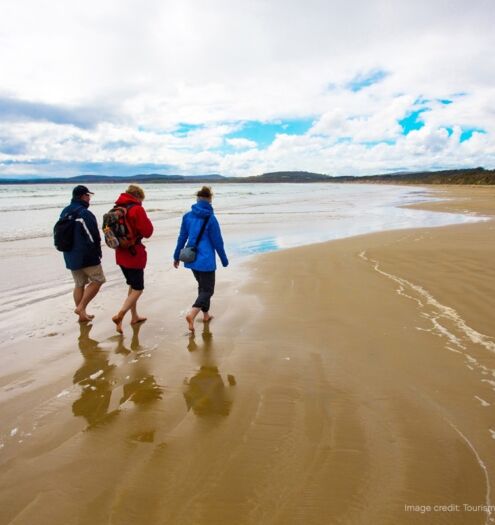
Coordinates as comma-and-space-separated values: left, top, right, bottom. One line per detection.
0, 182, 483, 345
0, 182, 480, 248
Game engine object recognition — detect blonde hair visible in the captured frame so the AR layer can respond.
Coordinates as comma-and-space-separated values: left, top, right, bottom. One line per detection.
196, 186, 213, 200
126, 184, 145, 200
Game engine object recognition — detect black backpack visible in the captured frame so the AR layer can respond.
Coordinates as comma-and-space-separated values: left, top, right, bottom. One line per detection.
53, 207, 84, 252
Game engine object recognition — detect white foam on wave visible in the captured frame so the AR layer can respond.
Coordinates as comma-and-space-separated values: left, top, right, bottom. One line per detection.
445, 418, 494, 524
360, 249, 495, 524
56, 389, 70, 398
359, 251, 495, 355
475, 396, 491, 407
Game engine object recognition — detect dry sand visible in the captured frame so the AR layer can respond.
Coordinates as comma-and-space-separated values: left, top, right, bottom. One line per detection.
1, 186, 495, 525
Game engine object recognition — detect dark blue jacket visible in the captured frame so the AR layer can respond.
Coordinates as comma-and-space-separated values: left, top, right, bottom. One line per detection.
173, 200, 228, 272
60, 199, 102, 270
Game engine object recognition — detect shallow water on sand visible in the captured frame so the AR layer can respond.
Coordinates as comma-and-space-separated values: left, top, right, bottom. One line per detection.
0, 182, 480, 245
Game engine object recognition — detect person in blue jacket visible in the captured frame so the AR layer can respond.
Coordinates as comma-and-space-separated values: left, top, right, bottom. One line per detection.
173, 186, 229, 332
60, 185, 106, 322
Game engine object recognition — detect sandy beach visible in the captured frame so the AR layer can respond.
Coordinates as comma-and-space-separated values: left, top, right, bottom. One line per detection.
1, 185, 495, 525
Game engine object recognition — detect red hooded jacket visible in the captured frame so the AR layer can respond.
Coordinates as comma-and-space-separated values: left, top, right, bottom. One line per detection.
114, 193, 154, 269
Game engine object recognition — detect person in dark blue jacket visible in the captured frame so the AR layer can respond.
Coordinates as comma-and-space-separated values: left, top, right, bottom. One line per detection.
60, 185, 106, 322
173, 186, 228, 332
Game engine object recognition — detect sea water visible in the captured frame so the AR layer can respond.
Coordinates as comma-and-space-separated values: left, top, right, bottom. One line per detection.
0, 182, 484, 343
0, 182, 481, 247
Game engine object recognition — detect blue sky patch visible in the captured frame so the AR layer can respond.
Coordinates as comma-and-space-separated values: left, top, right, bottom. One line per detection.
347, 69, 388, 92
399, 109, 429, 134
173, 123, 204, 136
361, 139, 396, 147
460, 128, 486, 142
226, 119, 314, 148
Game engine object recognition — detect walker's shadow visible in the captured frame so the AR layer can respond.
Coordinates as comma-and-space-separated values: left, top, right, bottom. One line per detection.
183, 324, 236, 418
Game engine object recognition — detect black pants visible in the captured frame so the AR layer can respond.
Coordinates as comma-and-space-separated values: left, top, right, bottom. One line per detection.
192, 270, 215, 312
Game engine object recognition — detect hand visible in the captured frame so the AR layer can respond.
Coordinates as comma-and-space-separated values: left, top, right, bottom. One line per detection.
223, 260, 229, 268
173, 260, 180, 268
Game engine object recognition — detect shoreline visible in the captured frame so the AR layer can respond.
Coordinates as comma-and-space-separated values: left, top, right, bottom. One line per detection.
1, 185, 495, 524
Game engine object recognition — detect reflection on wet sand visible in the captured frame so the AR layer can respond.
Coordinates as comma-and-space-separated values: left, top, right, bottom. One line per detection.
120, 354, 163, 407
114, 323, 142, 355
184, 324, 236, 417
72, 323, 116, 427
72, 323, 162, 430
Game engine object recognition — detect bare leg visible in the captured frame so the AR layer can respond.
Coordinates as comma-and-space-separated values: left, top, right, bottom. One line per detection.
112, 288, 143, 333
202, 312, 214, 322
73, 286, 84, 307
74, 282, 101, 322
128, 286, 147, 325
186, 307, 200, 332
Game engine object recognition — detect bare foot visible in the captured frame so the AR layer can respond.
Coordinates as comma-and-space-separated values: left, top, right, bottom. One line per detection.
131, 317, 147, 325
112, 314, 124, 334
202, 314, 214, 323
75, 308, 93, 323
186, 314, 195, 332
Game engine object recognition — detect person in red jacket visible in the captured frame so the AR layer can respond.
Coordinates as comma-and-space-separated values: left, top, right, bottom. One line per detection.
111, 185, 154, 333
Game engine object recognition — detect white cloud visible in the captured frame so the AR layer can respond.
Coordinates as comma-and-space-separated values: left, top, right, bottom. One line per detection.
0, 0, 494, 176
226, 138, 257, 149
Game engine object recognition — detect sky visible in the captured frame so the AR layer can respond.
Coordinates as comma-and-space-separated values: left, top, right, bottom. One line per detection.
0, 0, 494, 178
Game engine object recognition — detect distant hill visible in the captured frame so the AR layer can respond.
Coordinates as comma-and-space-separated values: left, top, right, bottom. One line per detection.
229, 168, 495, 184
0, 173, 226, 184
339, 167, 495, 185
0, 168, 494, 184
233, 171, 332, 183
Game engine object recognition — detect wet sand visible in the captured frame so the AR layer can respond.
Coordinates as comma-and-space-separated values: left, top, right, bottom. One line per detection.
1, 186, 495, 524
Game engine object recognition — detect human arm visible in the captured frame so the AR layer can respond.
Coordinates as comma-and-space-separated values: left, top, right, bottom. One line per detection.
208, 216, 228, 267
173, 215, 189, 262
83, 209, 102, 257
133, 206, 154, 239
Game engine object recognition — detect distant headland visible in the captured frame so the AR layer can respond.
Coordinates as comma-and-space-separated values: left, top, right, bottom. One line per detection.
1, 167, 494, 185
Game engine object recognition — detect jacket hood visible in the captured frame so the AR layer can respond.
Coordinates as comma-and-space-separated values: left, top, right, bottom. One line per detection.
115, 193, 142, 207
191, 200, 213, 218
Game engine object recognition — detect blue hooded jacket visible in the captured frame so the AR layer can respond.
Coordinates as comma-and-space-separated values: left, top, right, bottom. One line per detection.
60, 199, 102, 270
173, 200, 228, 272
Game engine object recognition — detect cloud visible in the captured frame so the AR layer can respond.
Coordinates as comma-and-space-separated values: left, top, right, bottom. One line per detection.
0, 0, 494, 177
0, 97, 116, 128
225, 138, 257, 149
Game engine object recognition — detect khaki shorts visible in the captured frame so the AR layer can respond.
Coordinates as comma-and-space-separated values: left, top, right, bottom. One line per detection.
71, 264, 106, 288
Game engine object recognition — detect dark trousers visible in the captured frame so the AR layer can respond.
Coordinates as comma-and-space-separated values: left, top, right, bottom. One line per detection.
192, 270, 215, 312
